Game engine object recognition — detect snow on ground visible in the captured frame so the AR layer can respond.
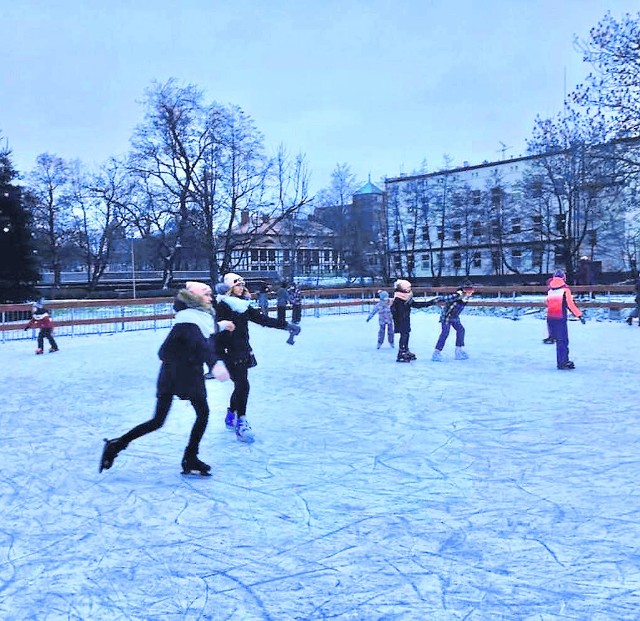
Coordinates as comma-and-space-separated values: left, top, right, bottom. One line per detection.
1, 311, 639, 620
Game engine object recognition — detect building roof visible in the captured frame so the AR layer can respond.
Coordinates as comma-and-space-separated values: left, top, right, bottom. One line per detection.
353, 180, 383, 196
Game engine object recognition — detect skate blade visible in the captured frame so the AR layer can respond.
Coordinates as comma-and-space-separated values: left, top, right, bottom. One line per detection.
181, 470, 212, 477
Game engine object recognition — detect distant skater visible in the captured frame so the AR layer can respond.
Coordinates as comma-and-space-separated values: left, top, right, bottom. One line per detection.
431, 281, 474, 361
24, 303, 58, 354
626, 276, 640, 326
545, 270, 585, 370
100, 281, 234, 476
366, 290, 394, 349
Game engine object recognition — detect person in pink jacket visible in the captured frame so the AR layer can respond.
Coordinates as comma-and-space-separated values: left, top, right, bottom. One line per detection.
545, 270, 585, 370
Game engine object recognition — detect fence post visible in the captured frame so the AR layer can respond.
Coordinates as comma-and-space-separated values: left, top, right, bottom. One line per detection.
314, 296, 320, 318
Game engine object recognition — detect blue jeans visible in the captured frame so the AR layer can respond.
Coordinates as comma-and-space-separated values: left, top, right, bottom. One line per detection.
548, 318, 570, 366
435, 319, 464, 351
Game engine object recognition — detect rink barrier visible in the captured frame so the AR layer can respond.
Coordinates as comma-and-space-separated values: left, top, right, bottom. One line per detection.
0, 286, 635, 343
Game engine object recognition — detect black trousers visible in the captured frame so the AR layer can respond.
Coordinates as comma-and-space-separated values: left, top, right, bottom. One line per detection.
38, 328, 58, 350
120, 394, 209, 453
228, 364, 250, 418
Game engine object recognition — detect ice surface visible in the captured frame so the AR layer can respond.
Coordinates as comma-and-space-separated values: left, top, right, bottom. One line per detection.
1, 313, 639, 620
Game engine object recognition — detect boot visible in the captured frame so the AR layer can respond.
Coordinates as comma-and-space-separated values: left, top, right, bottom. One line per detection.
626, 317, 633, 325
181, 447, 211, 476
35, 348, 43, 355
455, 346, 469, 360
100, 437, 127, 472
431, 350, 442, 362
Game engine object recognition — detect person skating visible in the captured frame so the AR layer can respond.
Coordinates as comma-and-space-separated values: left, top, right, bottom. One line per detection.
215, 273, 301, 442
391, 279, 435, 362
100, 281, 234, 475
276, 282, 289, 323
625, 276, 640, 326
430, 281, 474, 361
366, 290, 394, 349
24, 303, 59, 354
288, 282, 302, 324
545, 270, 585, 370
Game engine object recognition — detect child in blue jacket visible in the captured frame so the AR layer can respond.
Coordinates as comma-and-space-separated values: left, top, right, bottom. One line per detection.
366, 290, 394, 349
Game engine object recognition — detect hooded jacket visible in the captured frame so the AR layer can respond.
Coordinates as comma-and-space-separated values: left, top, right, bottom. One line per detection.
546, 276, 583, 320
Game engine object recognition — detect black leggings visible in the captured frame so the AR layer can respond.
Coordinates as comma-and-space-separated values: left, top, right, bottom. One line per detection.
38, 328, 58, 350
228, 364, 250, 418
120, 394, 210, 452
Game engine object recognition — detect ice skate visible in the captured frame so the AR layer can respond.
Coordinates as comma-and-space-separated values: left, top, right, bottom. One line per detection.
626, 317, 633, 325
431, 350, 442, 362
181, 449, 212, 476
542, 336, 555, 344
235, 417, 255, 443
99, 438, 126, 473
455, 346, 468, 360
49, 346, 59, 353
203, 370, 215, 379
557, 360, 575, 370
225, 408, 236, 430
35, 348, 43, 355
406, 350, 417, 360
376, 342, 382, 349
396, 350, 412, 363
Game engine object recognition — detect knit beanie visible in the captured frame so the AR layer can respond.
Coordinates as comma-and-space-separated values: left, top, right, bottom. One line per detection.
378, 290, 389, 300
394, 279, 411, 292
186, 281, 212, 297
223, 273, 245, 289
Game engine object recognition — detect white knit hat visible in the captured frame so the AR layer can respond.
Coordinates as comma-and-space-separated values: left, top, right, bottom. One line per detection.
223, 273, 245, 289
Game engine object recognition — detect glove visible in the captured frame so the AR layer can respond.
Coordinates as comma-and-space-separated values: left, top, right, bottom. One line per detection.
286, 322, 301, 336
211, 360, 230, 382
285, 322, 301, 345
579, 316, 586, 324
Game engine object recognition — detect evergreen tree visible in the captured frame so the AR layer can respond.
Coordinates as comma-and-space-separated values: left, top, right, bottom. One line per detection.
0, 138, 39, 302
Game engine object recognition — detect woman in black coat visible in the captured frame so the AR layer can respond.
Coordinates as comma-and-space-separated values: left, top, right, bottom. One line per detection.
215, 273, 300, 443
100, 282, 234, 475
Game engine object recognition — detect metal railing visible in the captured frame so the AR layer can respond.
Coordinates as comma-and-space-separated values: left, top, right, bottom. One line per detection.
1, 285, 636, 344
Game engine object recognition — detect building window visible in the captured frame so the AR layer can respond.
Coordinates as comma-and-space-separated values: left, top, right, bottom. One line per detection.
532, 245, 543, 268
393, 229, 400, 245
453, 224, 461, 241
437, 226, 444, 240
555, 213, 566, 232
472, 221, 482, 237
511, 218, 521, 234
473, 251, 481, 268
471, 190, 481, 205
421, 253, 430, 269
452, 252, 462, 269
511, 249, 522, 268
532, 215, 542, 233
407, 228, 415, 243
421, 225, 429, 241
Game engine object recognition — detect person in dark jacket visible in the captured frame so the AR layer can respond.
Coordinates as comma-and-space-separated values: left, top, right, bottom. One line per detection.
215, 273, 300, 442
276, 282, 289, 323
391, 279, 435, 362
24, 303, 58, 354
430, 281, 474, 361
100, 282, 235, 475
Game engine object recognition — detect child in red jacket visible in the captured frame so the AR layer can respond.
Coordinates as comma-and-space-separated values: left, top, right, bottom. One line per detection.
24, 303, 59, 354
545, 270, 585, 369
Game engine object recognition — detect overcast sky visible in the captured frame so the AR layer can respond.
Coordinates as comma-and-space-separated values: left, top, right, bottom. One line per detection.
2, 0, 638, 194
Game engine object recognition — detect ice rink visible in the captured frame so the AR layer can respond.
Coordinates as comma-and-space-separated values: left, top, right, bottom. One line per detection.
1, 311, 638, 620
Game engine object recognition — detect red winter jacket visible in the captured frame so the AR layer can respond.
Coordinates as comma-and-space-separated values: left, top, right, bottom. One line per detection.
25, 311, 54, 330
546, 277, 582, 320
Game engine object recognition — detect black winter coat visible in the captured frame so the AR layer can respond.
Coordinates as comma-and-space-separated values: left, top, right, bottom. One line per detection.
156, 323, 211, 401
391, 295, 434, 334
215, 294, 287, 367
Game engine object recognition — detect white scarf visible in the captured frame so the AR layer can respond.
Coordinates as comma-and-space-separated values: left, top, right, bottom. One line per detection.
174, 308, 215, 337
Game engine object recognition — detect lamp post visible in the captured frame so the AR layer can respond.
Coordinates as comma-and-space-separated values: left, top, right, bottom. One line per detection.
131, 237, 136, 299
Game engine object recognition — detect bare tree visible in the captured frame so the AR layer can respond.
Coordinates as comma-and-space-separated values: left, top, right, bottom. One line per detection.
26, 153, 75, 287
